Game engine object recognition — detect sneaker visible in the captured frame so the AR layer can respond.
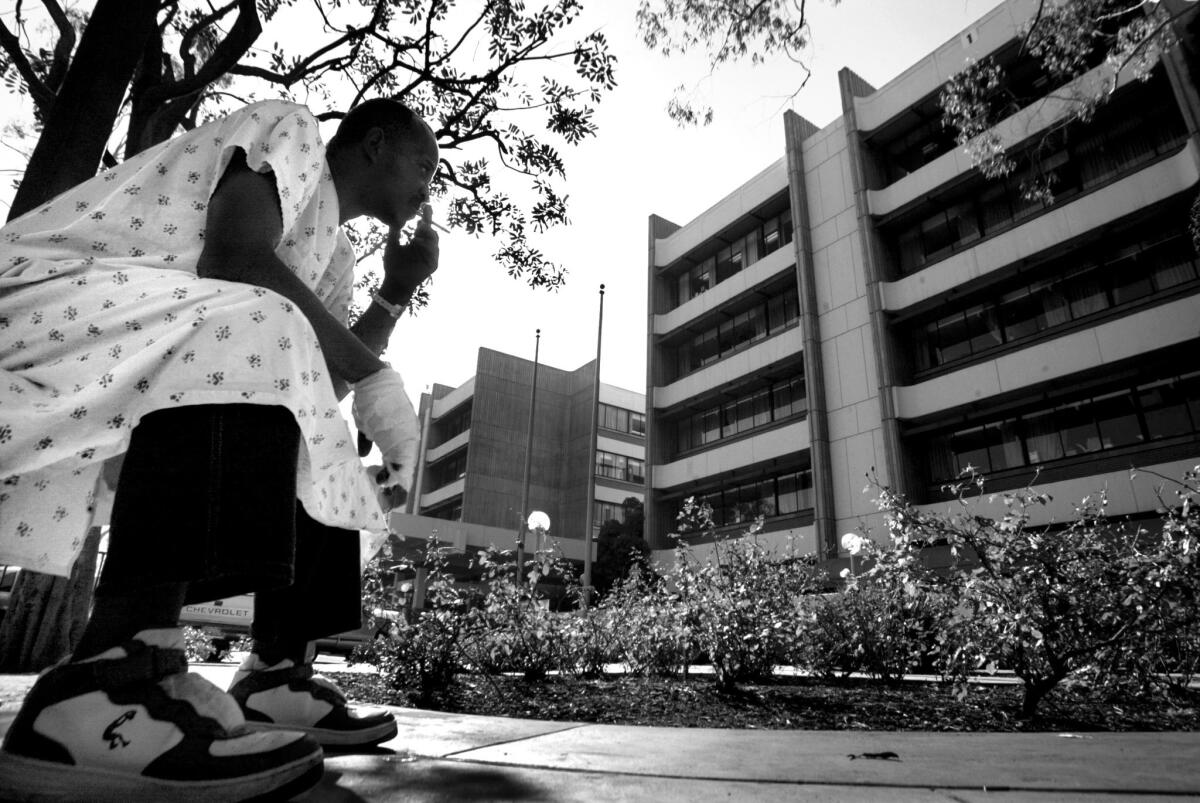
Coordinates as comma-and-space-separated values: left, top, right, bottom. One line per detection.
229, 654, 398, 749
0, 629, 323, 802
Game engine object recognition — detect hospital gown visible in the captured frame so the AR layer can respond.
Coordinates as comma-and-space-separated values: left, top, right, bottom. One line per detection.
0, 100, 388, 577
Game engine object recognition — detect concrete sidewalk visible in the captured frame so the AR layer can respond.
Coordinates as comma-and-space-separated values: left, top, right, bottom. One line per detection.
1, 666, 1197, 802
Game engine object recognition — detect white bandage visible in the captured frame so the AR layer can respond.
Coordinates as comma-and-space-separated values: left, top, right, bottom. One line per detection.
351, 367, 420, 489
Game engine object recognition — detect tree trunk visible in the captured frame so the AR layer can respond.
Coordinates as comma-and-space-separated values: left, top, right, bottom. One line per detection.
0, 528, 101, 672
7, 0, 159, 221
1019, 675, 1062, 720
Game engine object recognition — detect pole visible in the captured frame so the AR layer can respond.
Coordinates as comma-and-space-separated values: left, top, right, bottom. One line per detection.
515, 329, 541, 581
582, 284, 605, 610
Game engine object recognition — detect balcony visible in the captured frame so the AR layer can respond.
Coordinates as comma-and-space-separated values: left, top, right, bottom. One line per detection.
869, 61, 1127, 217
419, 477, 464, 510
652, 159, 788, 268
654, 327, 803, 410
432, 377, 474, 418
852, 0, 1038, 133
654, 246, 794, 336
882, 141, 1200, 312
652, 420, 810, 490
425, 429, 469, 463
893, 293, 1200, 420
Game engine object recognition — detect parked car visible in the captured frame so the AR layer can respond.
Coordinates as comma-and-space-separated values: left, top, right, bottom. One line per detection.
179, 594, 400, 660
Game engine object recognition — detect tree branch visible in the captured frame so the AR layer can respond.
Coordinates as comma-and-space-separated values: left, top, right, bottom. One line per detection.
178, 0, 238, 81
226, 20, 375, 88
143, 0, 260, 103
39, 0, 74, 93
0, 18, 55, 111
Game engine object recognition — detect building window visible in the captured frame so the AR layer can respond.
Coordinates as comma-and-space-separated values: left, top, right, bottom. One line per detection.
921, 370, 1200, 485
428, 449, 468, 489
908, 228, 1199, 373
595, 450, 645, 484
670, 210, 794, 308
888, 72, 1186, 277
594, 500, 625, 528
426, 502, 462, 521
436, 404, 471, 444
672, 375, 805, 455
669, 286, 800, 381
675, 468, 813, 532
599, 403, 645, 437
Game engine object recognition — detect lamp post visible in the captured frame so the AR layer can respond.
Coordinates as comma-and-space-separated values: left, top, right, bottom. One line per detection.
515, 329, 541, 581
582, 284, 605, 610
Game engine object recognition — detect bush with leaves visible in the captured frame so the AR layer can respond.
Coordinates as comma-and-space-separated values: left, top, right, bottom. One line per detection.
796, 578, 951, 684
670, 499, 824, 691
463, 547, 579, 681
558, 603, 621, 678
182, 626, 250, 663
599, 566, 694, 678
358, 536, 471, 706
864, 467, 1200, 718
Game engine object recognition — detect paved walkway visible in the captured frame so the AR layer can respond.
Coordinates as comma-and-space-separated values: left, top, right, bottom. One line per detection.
1, 665, 1197, 801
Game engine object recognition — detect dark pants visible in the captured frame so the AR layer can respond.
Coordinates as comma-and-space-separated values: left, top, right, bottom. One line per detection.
96, 404, 362, 644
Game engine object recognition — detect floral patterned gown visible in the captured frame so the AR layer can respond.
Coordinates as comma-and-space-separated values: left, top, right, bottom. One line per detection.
0, 100, 388, 577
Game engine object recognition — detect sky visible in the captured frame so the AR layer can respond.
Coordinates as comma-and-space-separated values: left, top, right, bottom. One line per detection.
0, 0, 1007, 410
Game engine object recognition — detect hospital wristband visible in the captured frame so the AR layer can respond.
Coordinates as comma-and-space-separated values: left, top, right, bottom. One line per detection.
371, 291, 405, 319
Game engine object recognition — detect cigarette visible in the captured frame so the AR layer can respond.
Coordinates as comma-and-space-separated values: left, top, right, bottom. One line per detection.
430, 220, 449, 233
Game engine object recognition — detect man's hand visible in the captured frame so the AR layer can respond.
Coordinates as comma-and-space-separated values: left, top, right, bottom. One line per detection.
381, 203, 439, 298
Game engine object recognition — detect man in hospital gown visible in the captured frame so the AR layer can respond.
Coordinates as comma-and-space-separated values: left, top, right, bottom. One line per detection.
0, 96, 436, 799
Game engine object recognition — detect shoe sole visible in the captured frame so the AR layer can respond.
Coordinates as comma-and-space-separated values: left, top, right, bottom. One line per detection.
0, 745, 324, 802
246, 717, 399, 749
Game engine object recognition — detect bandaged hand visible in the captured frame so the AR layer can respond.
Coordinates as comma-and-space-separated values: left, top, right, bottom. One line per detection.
351, 366, 420, 489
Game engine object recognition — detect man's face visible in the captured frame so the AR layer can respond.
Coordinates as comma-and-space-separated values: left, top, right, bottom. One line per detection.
375, 124, 439, 228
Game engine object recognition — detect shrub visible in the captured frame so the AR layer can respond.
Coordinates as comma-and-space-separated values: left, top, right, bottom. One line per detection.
559, 604, 620, 678
797, 581, 950, 683
463, 547, 578, 680
182, 626, 249, 663
600, 567, 694, 678
866, 467, 1200, 718
360, 537, 471, 705
670, 499, 824, 691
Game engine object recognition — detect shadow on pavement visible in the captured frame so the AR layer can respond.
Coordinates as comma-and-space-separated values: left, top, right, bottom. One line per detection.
306, 762, 555, 802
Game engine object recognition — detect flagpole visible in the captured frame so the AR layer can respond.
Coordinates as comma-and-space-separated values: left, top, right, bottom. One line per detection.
515, 328, 540, 582
582, 284, 604, 609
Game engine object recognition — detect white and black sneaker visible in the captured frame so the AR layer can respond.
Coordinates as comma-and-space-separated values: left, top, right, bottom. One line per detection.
0, 629, 323, 802
229, 654, 398, 749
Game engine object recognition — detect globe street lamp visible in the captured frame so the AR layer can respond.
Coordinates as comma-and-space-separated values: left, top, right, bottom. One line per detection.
527, 510, 550, 554
841, 532, 864, 578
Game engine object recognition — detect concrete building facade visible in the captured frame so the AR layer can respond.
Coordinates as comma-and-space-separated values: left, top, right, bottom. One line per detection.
403, 347, 645, 562
645, 0, 1200, 564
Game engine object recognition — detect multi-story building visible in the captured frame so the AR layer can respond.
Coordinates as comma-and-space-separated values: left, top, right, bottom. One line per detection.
399, 347, 645, 564
645, 0, 1200, 567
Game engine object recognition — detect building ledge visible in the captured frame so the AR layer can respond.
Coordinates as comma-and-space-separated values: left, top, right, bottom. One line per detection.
652, 159, 789, 268
882, 141, 1200, 313
431, 377, 474, 419
652, 419, 810, 489
418, 477, 464, 509
893, 293, 1200, 421
868, 61, 1126, 217
653, 247, 794, 336
425, 429, 469, 463
653, 327, 804, 410
852, 0, 1036, 133
913, 456, 1200, 530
